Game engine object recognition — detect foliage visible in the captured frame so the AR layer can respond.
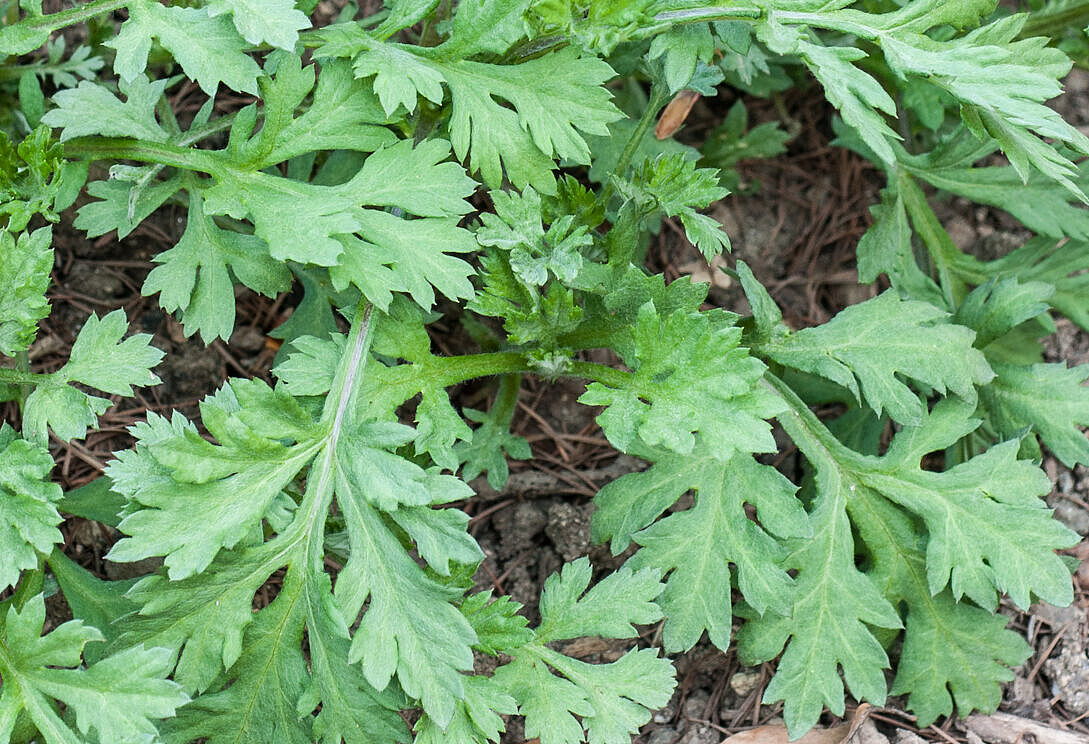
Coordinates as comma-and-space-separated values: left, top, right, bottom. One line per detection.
1, 0, 1087, 742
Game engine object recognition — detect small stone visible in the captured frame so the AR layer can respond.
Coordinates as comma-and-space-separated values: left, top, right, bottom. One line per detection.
681, 690, 709, 722
545, 502, 592, 562
729, 669, 762, 698
893, 729, 927, 744
1045, 645, 1089, 715
645, 728, 681, 744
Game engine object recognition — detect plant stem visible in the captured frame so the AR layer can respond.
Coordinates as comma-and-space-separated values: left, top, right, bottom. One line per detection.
5, 0, 129, 36
1019, 0, 1089, 40
489, 372, 522, 429
63, 137, 223, 173
14, 349, 31, 410
374, 351, 631, 411
599, 82, 671, 207
302, 301, 377, 567
9, 559, 44, 612
762, 371, 870, 472
654, 6, 761, 23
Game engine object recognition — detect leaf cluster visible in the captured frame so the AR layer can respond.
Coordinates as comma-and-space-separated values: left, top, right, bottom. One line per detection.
1, 0, 1087, 742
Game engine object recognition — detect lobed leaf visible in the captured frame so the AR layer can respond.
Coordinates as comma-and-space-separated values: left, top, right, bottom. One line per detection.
22, 310, 163, 445
0, 226, 52, 356
107, 0, 261, 94
580, 302, 782, 459
0, 425, 63, 591
982, 362, 1089, 468
0, 594, 188, 744
597, 452, 806, 652
763, 291, 993, 425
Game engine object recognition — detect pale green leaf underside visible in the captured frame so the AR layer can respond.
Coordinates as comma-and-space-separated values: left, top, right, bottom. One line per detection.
765, 291, 993, 425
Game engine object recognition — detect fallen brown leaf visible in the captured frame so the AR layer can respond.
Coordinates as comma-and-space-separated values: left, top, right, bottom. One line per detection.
965, 712, 1089, 744
721, 705, 881, 744
656, 89, 701, 139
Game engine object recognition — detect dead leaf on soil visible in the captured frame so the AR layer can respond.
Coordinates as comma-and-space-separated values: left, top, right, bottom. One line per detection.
656, 89, 701, 139
721, 704, 884, 744
679, 254, 733, 289
965, 712, 1089, 744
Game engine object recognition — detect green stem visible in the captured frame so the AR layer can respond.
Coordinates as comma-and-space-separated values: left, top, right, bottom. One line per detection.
1018, 0, 1089, 40
62, 137, 223, 173
302, 301, 378, 568
3, 0, 130, 37
653, 6, 761, 22
762, 372, 870, 472
896, 172, 970, 307
9, 560, 44, 612
599, 82, 671, 207
13, 349, 31, 410
489, 372, 522, 430
375, 352, 630, 410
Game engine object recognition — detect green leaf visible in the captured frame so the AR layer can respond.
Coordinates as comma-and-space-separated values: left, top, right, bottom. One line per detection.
760, 20, 899, 164
371, 0, 440, 39
0, 126, 71, 232
763, 291, 993, 425
863, 400, 1077, 609
849, 487, 1030, 727
738, 461, 902, 738
525, 0, 657, 55
303, 575, 410, 744
206, 0, 310, 49
580, 303, 782, 459
982, 362, 1089, 468
45, 550, 136, 660
414, 675, 517, 744
41, 75, 169, 142
0, 594, 188, 744
856, 189, 944, 306
899, 153, 1089, 242
204, 137, 474, 270
700, 100, 791, 175
73, 174, 182, 240
0, 426, 62, 591
960, 236, 1089, 333
477, 187, 592, 287
596, 453, 806, 652
881, 17, 1089, 199
143, 189, 291, 343
390, 505, 484, 576
109, 544, 275, 693
22, 310, 164, 444
535, 557, 663, 643
335, 489, 477, 727
106, 382, 319, 580
232, 56, 394, 168
350, 41, 446, 115
616, 153, 730, 259
434, 0, 530, 58
500, 646, 676, 744
330, 211, 478, 311
456, 405, 532, 489
953, 277, 1052, 349
107, 0, 261, 95
164, 568, 311, 744
337, 421, 472, 511
492, 654, 591, 744
340, 31, 621, 191
0, 226, 52, 356
441, 48, 620, 191
648, 23, 716, 93
461, 591, 534, 655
